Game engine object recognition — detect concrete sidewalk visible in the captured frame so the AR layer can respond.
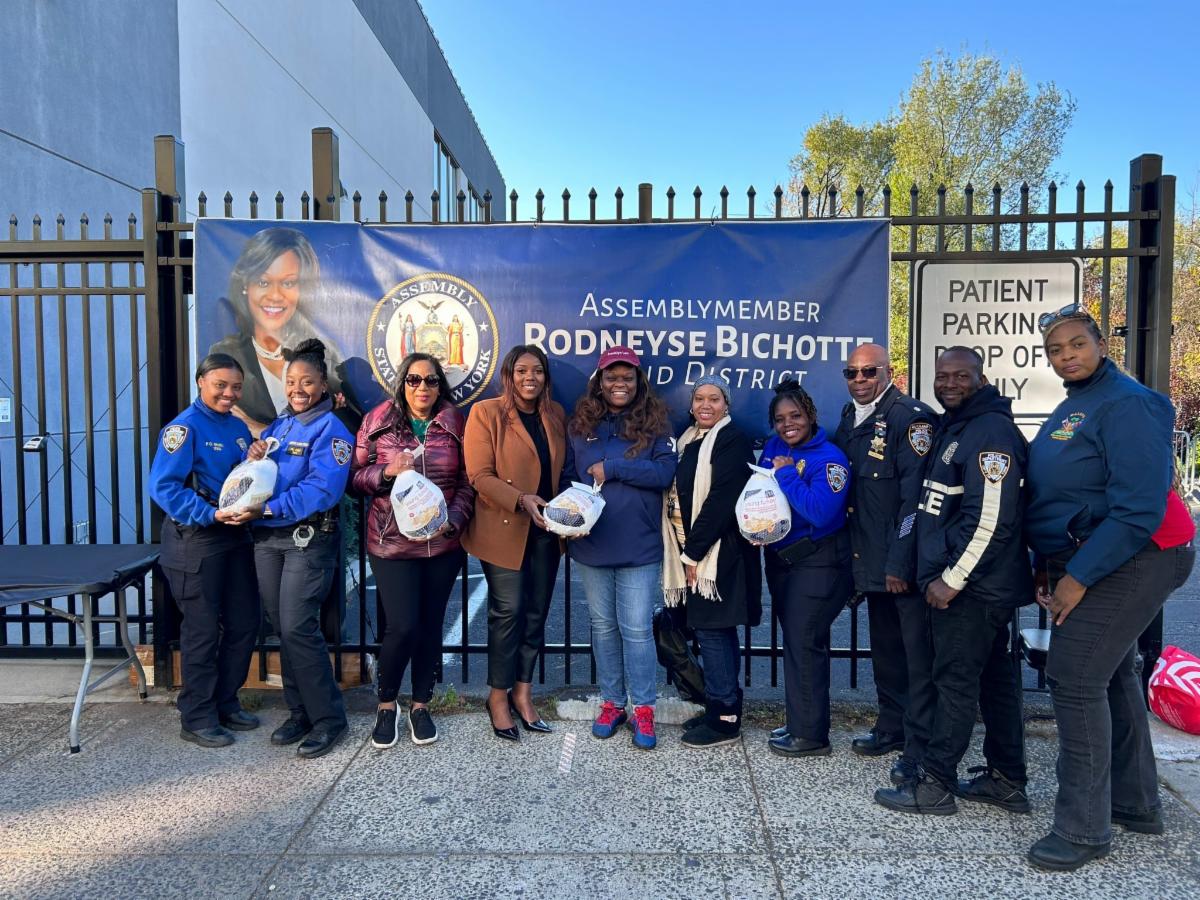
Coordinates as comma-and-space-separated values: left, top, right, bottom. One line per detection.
1, 698, 1199, 899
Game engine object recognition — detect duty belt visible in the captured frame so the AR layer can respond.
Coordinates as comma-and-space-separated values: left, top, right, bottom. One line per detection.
298, 507, 340, 533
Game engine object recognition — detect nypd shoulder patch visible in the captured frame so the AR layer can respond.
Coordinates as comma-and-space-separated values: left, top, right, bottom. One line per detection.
825, 462, 848, 493
979, 451, 1011, 484
162, 424, 188, 454
332, 438, 352, 466
908, 422, 933, 457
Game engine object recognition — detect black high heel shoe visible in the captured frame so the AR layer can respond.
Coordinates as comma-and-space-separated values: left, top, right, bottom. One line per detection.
508, 691, 553, 733
487, 698, 520, 742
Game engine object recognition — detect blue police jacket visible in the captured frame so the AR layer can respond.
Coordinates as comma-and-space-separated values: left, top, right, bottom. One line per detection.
1025, 358, 1175, 587
149, 396, 252, 527
562, 411, 677, 568
915, 385, 1031, 608
757, 426, 850, 548
258, 396, 355, 528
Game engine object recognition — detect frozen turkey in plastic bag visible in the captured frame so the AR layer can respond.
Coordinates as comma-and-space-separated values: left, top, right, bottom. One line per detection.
735, 464, 792, 544
218, 437, 281, 512
543, 481, 605, 538
388, 447, 449, 541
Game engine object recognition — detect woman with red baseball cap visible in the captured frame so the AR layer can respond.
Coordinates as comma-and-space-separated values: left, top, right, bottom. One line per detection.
564, 346, 676, 750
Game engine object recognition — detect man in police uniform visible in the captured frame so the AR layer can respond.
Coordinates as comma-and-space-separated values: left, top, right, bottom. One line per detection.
833, 343, 936, 784
874, 347, 1031, 816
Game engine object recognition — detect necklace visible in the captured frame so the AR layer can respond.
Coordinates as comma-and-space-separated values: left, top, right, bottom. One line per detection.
252, 336, 284, 360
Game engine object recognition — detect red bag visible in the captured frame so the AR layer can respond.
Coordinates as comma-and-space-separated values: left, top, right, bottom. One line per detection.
1148, 645, 1200, 735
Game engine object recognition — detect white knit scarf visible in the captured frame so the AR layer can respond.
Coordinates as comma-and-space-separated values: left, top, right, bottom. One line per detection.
661, 415, 730, 607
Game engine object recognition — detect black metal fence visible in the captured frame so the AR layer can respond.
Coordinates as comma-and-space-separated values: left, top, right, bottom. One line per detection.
0, 130, 1176, 691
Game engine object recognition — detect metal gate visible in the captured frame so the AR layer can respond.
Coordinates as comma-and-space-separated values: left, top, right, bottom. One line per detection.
1, 131, 1177, 690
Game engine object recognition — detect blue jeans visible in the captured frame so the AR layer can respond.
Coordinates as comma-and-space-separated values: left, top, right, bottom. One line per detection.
576, 561, 660, 708
695, 627, 740, 707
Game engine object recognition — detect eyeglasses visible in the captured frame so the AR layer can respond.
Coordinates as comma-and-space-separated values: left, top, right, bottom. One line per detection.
403, 374, 441, 388
1038, 302, 1091, 334
842, 366, 880, 380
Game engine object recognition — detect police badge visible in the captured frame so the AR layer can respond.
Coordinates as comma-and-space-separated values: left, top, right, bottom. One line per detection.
162, 425, 188, 454
825, 462, 848, 493
332, 438, 352, 466
978, 451, 1011, 484
941, 441, 959, 465
908, 423, 932, 457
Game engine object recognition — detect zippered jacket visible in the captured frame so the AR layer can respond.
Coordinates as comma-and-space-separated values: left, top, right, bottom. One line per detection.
350, 398, 474, 559
916, 385, 1032, 608
1025, 358, 1175, 586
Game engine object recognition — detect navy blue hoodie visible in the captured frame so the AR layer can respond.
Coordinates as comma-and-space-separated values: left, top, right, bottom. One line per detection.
562, 411, 677, 568
1025, 358, 1174, 586
916, 385, 1032, 608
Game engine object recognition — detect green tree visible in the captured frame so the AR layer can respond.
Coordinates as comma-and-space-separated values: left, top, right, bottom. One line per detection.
787, 51, 1077, 372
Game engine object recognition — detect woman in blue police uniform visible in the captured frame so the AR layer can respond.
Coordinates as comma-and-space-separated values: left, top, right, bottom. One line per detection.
149, 353, 261, 748
233, 339, 353, 759
757, 380, 852, 758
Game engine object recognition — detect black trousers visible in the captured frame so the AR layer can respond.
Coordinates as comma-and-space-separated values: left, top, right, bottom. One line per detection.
371, 549, 463, 704
865, 590, 936, 763
923, 592, 1026, 786
255, 527, 346, 730
1046, 543, 1191, 844
162, 541, 260, 732
766, 533, 852, 745
482, 528, 560, 689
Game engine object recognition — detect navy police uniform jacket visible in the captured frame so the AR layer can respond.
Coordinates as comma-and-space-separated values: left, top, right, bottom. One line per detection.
149, 396, 253, 571
833, 385, 935, 591
1025, 358, 1175, 587
757, 426, 850, 549
562, 412, 677, 569
916, 385, 1032, 608
258, 397, 354, 528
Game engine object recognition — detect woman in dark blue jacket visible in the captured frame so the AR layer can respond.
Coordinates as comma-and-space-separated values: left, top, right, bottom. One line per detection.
232, 339, 354, 760
563, 346, 676, 750
757, 380, 852, 758
1025, 308, 1184, 872
149, 353, 260, 749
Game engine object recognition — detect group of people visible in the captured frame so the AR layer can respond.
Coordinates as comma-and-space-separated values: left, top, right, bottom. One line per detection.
150, 301, 1194, 874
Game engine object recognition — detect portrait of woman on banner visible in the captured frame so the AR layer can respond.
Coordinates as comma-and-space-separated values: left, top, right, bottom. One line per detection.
209, 226, 356, 437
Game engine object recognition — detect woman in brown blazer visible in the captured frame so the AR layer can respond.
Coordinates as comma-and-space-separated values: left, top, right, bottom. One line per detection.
463, 344, 566, 740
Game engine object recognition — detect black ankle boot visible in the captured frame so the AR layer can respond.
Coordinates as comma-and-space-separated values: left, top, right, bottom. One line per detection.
682, 698, 741, 749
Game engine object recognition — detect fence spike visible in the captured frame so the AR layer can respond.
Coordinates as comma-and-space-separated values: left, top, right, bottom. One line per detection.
352, 190, 362, 202
615, 187, 624, 220
1104, 179, 1113, 190
747, 185, 756, 219
197, 191, 207, 217
774, 184, 783, 219
483, 189, 493, 223
79, 213, 89, 239
588, 187, 598, 199
1076, 179, 1086, 191
509, 189, 518, 222
693, 186, 702, 220
378, 190, 388, 222
275, 191, 285, 219
8, 214, 16, 240
964, 182, 974, 194
404, 190, 413, 223
666, 186, 676, 199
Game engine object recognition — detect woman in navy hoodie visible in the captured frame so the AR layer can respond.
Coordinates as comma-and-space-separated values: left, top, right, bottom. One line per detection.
1025, 308, 1188, 872
563, 346, 676, 750
757, 380, 852, 759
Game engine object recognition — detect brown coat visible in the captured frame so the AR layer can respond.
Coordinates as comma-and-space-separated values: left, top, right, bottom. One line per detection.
461, 398, 566, 569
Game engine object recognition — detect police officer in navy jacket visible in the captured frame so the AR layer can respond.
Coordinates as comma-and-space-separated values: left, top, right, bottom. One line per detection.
875, 347, 1031, 817
233, 339, 353, 759
832, 343, 937, 783
149, 353, 261, 748
758, 380, 853, 758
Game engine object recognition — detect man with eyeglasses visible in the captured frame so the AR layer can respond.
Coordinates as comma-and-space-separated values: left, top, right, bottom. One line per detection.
832, 343, 937, 785
874, 346, 1031, 817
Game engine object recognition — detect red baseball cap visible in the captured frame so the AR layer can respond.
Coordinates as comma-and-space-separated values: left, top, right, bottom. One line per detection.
597, 345, 641, 370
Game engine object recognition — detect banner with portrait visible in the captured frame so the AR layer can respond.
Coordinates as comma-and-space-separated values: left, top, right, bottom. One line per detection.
193, 219, 889, 438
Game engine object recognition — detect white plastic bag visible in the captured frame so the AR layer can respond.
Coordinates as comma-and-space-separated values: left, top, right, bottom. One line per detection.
389, 447, 449, 541
218, 437, 281, 512
736, 464, 792, 545
543, 481, 605, 538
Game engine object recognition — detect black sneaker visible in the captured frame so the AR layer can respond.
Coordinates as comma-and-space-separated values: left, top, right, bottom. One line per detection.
410, 707, 438, 745
874, 772, 958, 816
371, 707, 399, 749
956, 766, 1032, 814
890, 756, 919, 786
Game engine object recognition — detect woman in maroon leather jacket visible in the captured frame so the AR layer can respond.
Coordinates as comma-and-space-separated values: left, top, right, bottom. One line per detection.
351, 353, 475, 749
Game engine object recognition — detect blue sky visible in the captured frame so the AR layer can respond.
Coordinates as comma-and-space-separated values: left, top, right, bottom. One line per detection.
421, 0, 1200, 220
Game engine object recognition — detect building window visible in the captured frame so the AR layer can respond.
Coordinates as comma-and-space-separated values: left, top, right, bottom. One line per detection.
435, 134, 481, 222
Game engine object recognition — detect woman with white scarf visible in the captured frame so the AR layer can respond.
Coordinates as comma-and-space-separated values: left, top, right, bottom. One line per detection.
663, 375, 762, 748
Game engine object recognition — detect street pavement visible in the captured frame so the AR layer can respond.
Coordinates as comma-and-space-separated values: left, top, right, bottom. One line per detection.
1, 696, 1199, 899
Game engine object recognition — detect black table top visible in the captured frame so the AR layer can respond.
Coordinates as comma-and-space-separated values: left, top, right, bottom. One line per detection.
0, 544, 159, 607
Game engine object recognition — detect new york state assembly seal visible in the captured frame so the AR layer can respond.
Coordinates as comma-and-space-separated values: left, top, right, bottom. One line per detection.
367, 273, 499, 407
